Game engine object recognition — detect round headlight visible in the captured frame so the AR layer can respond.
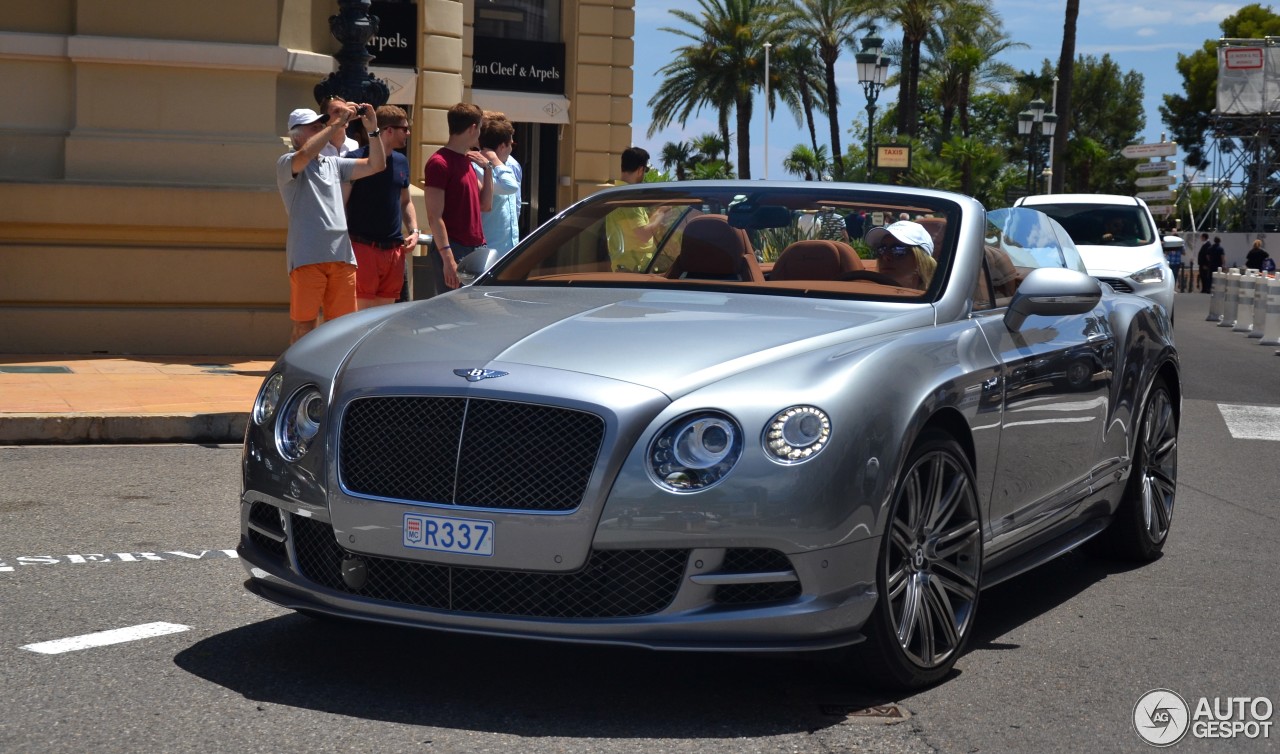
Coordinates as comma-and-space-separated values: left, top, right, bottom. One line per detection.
276, 386, 325, 461
253, 373, 283, 426
764, 406, 831, 463
649, 412, 742, 492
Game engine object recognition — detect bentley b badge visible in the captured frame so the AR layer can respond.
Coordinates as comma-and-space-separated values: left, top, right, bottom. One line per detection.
454, 368, 508, 382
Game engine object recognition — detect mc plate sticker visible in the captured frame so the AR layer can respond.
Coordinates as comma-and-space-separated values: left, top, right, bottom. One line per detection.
403, 512, 494, 556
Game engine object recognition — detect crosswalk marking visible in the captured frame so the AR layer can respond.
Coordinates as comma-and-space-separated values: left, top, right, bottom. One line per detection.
1217, 404, 1280, 441
20, 622, 190, 655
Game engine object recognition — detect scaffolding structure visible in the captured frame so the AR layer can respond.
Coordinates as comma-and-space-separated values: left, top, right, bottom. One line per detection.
1184, 38, 1280, 233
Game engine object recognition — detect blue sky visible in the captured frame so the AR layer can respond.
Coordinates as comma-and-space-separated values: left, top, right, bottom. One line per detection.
631, 0, 1250, 180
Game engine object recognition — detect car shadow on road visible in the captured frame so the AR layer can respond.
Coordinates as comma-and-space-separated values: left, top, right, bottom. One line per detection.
175, 548, 1152, 734
970, 546, 1152, 650
174, 614, 892, 737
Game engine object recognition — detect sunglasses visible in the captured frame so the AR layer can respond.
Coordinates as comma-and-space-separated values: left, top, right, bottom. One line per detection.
875, 244, 912, 257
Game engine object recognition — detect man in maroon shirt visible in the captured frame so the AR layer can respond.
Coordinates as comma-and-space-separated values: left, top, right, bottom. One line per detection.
423, 103, 494, 290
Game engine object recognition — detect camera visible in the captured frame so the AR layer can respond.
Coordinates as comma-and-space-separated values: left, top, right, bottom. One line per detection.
356, 105, 368, 116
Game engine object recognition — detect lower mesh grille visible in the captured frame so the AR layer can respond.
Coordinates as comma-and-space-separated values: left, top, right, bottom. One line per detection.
290, 515, 687, 618
715, 548, 802, 605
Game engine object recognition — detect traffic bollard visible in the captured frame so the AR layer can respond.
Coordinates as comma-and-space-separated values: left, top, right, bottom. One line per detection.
1250, 273, 1268, 338
1209, 270, 1226, 322
1219, 270, 1240, 327
1260, 276, 1280, 346
1234, 274, 1256, 333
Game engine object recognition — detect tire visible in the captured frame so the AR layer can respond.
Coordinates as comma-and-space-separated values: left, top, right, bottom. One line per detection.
1103, 376, 1178, 561
858, 429, 984, 690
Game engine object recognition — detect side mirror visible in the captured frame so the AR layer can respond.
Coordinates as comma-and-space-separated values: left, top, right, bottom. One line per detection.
1004, 267, 1102, 332
457, 248, 502, 286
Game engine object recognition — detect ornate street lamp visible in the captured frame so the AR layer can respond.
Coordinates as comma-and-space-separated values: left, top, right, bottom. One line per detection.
314, 0, 390, 108
856, 28, 889, 179
1017, 98, 1054, 195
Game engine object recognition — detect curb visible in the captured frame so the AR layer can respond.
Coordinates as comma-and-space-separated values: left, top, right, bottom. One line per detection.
0, 413, 248, 445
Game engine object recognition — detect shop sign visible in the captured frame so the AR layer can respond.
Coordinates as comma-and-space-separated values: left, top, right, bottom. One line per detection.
369, 2, 417, 69
473, 37, 566, 95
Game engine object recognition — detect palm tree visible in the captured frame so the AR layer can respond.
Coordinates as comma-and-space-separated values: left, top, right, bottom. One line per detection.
919, 1, 1023, 141
649, 0, 788, 178
691, 132, 730, 164
660, 141, 695, 180
763, 39, 829, 156
782, 144, 830, 180
1052, 0, 1080, 193
782, 0, 871, 174
876, 0, 958, 139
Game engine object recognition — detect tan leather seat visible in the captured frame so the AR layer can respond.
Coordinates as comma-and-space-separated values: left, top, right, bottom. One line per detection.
666, 215, 763, 283
771, 240, 864, 281
916, 217, 947, 259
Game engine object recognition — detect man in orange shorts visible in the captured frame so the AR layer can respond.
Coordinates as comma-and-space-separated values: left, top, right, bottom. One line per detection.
276, 102, 385, 344
347, 105, 419, 308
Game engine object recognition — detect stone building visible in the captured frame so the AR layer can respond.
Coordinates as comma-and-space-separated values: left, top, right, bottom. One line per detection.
0, 0, 637, 354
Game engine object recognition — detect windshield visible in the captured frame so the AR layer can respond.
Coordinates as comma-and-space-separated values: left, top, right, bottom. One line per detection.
1022, 202, 1155, 248
481, 185, 961, 300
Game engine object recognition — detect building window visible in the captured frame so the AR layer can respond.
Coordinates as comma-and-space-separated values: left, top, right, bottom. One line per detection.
475, 0, 560, 42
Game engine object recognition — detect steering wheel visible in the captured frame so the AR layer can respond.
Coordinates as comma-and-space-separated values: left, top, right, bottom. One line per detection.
839, 270, 903, 286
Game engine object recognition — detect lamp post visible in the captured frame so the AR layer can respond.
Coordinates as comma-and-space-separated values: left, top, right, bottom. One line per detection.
1016, 98, 1055, 195
855, 28, 889, 179
763, 41, 771, 180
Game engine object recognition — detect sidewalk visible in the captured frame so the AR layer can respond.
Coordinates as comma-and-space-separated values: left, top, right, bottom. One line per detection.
0, 355, 275, 444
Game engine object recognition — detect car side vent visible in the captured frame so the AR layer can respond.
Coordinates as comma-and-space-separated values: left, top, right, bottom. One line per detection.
713, 548, 802, 605
246, 501, 287, 561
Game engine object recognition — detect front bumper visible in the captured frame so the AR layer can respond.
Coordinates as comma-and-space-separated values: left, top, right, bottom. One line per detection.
239, 495, 878, 652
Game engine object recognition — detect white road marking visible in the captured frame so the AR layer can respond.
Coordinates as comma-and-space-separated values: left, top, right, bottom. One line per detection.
1217, 404, 1280, 441
21, 622, 191, 655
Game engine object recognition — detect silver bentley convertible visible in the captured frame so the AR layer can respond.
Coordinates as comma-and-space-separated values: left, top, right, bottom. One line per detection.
240, 182, 1179, 689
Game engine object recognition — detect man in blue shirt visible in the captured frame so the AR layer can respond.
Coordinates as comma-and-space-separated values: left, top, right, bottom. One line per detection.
346, 105, 420, 308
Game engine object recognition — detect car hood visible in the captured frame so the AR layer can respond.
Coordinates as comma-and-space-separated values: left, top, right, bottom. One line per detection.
339, 286, 926, 396
1075, 243, 1166, 278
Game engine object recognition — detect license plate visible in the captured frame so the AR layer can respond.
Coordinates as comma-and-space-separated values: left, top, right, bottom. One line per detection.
403, 512, 494, 556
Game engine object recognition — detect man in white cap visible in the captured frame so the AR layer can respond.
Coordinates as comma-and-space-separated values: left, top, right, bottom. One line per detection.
276, 103, 384, 344
864, 220, 938, 290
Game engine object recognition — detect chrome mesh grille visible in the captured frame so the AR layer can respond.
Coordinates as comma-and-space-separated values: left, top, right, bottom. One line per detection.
290, 515, 687, 618
1097, 277, 1134, 293
339, 397, 605, 511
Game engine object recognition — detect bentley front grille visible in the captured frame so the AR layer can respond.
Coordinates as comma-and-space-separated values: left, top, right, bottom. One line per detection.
290, 515, 687, 618
339, 396, 606, 512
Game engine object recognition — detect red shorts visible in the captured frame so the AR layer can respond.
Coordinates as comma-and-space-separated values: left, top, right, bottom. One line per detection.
289, 262, 357, 322
353, 240, 407, 300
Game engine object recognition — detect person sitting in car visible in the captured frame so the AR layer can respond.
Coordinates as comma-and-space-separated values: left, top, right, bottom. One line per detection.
864, 220, 938, 290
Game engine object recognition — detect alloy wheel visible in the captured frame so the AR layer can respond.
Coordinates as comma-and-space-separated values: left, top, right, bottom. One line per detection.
884, 447, 983, 669
1138, 386, 1178, 544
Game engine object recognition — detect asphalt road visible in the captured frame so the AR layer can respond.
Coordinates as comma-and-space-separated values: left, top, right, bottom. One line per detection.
1, 293, 1277, 753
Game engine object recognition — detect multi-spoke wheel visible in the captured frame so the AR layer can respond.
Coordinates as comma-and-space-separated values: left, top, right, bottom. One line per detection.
1104, 376, 1178, 561
860, 429, 983, 689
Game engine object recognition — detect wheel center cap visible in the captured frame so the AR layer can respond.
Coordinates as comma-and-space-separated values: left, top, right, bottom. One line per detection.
912, 546, 927, 569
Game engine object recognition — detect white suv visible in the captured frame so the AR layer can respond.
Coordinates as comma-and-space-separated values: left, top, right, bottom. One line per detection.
1015, 194, 1174, 321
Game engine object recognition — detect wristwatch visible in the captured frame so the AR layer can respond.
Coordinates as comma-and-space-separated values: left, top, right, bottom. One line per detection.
368, 128, 381, 137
